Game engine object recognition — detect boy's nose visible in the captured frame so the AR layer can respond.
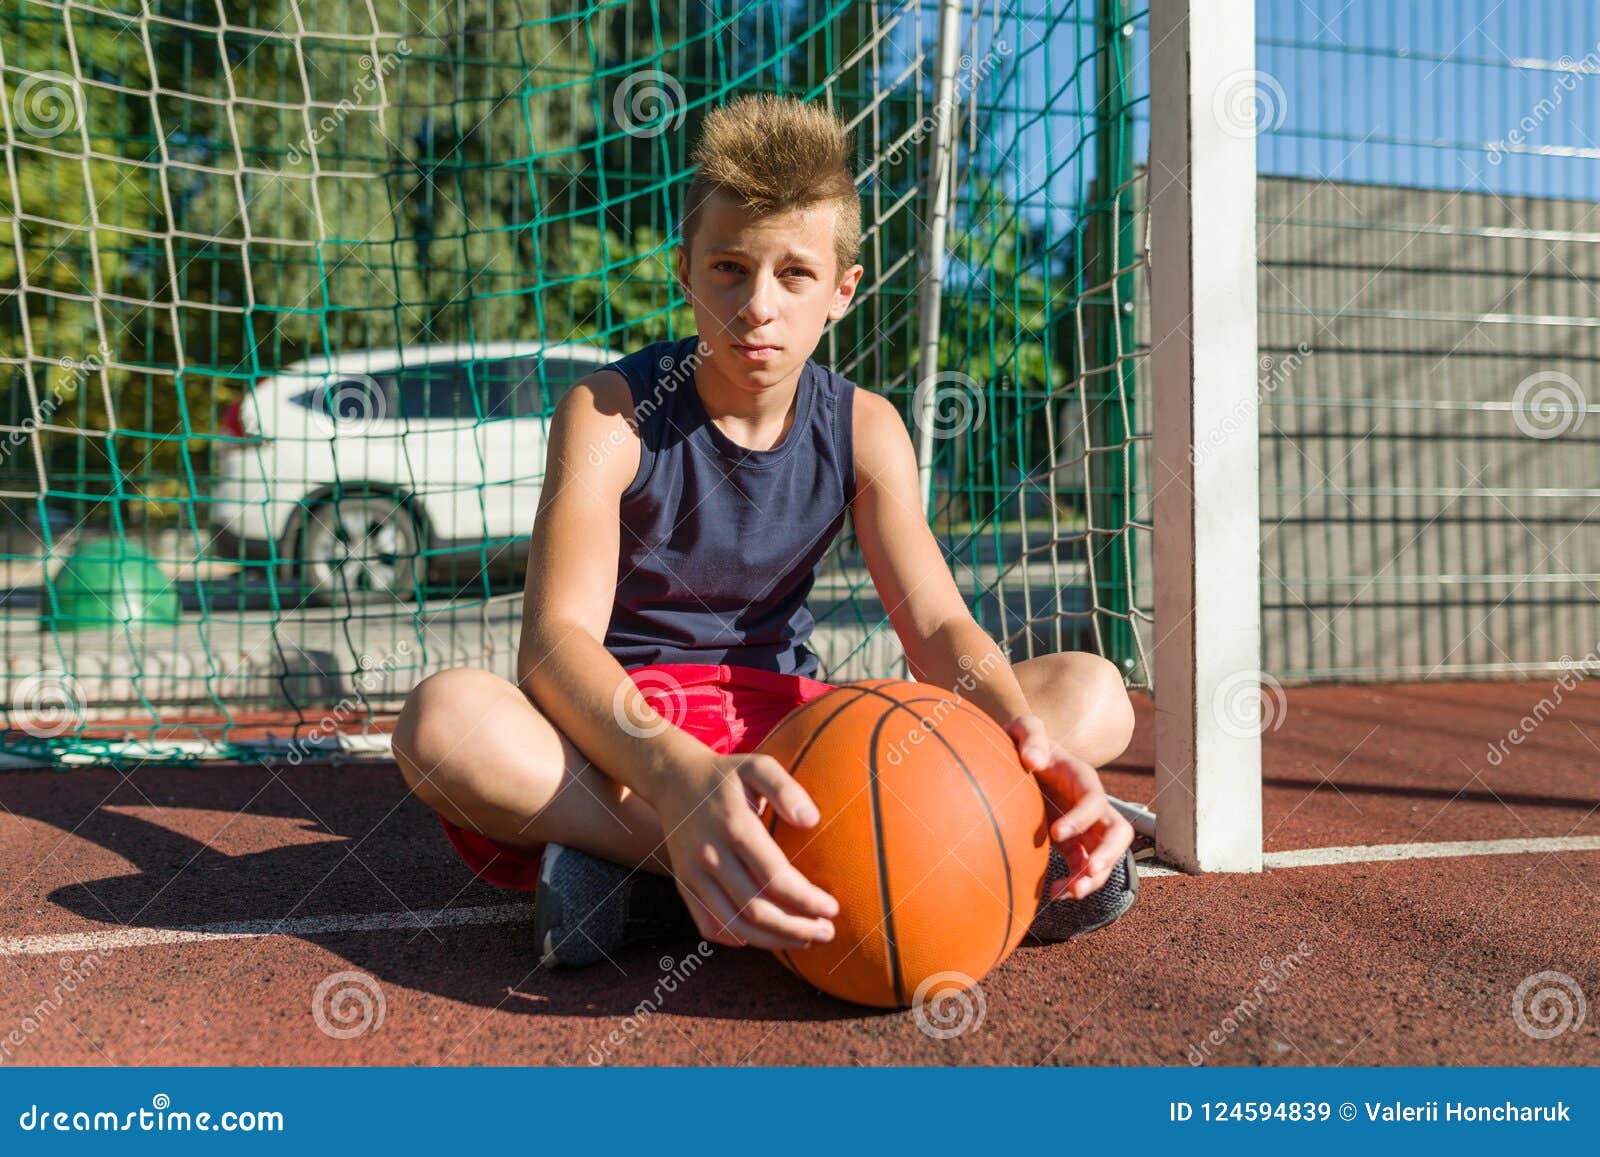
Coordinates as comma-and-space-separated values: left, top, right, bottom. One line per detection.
739, 276, 780, 325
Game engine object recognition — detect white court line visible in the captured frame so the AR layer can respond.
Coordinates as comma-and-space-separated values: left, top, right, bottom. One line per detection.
3, 836, 1598, 956
0, 903, 535, 957
1137, 834, 1600, 877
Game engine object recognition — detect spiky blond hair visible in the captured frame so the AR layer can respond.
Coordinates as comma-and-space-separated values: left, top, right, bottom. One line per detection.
680, 94, 861, 279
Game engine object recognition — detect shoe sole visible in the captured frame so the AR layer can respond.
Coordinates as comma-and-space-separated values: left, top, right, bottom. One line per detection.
532, 843, 567, 969
1027, 846, 1140, 943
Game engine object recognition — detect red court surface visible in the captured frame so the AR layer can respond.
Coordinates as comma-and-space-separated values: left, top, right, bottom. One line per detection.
1, 680, 1596, 1066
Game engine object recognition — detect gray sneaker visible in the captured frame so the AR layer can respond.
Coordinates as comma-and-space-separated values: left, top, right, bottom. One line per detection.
1026, 846, 1139, 943
533, 843, 698, 968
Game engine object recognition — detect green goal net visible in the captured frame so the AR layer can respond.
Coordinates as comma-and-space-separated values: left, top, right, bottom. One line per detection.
0, 0, 1147, 767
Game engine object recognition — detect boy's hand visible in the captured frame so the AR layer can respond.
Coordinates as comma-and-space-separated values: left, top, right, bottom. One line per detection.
653, 751, 840, 951
1007, 714, 1134, 900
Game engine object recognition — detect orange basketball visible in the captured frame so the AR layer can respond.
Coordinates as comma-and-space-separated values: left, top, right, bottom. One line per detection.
754, 678, 1050, 1008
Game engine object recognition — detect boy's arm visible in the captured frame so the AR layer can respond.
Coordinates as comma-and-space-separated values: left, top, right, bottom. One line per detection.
849, 388, 1033, 725
516, 372, 837, 948
514, 371, 706, 792
851, 388, 1131, 899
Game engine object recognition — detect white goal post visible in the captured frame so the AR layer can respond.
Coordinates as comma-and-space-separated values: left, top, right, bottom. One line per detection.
1148, 0, 1265, 872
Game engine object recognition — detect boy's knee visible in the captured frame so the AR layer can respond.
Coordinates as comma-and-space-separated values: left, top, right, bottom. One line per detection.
1062, 652, 1136, 765
393, 667, 513, 792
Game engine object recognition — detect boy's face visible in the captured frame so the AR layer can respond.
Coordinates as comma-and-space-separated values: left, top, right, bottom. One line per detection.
676, 189, 864, 389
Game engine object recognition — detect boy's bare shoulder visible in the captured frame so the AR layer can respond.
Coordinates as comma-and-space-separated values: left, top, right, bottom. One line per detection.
557, 367, 636, 426
851, 384, 899, 426
851, 386, 913, 458
547, 368, 641, 492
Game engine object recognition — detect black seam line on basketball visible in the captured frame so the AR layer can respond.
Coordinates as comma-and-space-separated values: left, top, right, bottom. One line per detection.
762, 687, 872, 838
865, 705, 906, 1008
847, 684, 1017, 978
759, 686, 870, 976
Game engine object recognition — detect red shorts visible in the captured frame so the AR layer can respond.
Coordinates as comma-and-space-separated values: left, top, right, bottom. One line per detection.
438, 662, 837, 891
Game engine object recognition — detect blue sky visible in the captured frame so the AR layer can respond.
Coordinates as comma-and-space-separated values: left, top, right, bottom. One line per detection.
965, 0, 1598, 229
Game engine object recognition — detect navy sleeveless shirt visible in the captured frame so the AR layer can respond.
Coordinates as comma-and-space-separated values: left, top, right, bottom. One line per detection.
598, 335, 857, 678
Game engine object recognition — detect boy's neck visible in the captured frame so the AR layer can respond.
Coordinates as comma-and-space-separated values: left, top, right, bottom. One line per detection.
692, 352, 805, 451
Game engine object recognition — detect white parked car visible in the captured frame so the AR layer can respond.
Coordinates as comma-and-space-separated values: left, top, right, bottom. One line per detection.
209, 341, 627, 604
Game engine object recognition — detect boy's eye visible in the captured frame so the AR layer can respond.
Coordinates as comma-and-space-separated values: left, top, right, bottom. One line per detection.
712, 260, 811, 278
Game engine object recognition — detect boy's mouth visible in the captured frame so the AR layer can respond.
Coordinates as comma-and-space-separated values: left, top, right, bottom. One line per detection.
731, 342, 780, 361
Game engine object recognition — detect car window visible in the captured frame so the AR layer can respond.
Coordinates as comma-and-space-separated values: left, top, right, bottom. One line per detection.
483, 356, 598, 418
392, 362, 491, 421
314, 375, 397, 424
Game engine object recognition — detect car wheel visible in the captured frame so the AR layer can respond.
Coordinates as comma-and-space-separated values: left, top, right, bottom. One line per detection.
292, 493, 424, 606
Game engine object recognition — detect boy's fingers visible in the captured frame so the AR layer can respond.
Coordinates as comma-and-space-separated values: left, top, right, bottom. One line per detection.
678, 872, 745, 947
1055, 815, 1135, 898
731, 813, 840, 919
739, 757, 821, 828
1047, 787, 1108, 844
698, 863, 826, 951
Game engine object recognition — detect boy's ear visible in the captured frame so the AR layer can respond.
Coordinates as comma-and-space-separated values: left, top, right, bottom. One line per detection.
829, 262, 865, 321
674, 244, 691, 295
